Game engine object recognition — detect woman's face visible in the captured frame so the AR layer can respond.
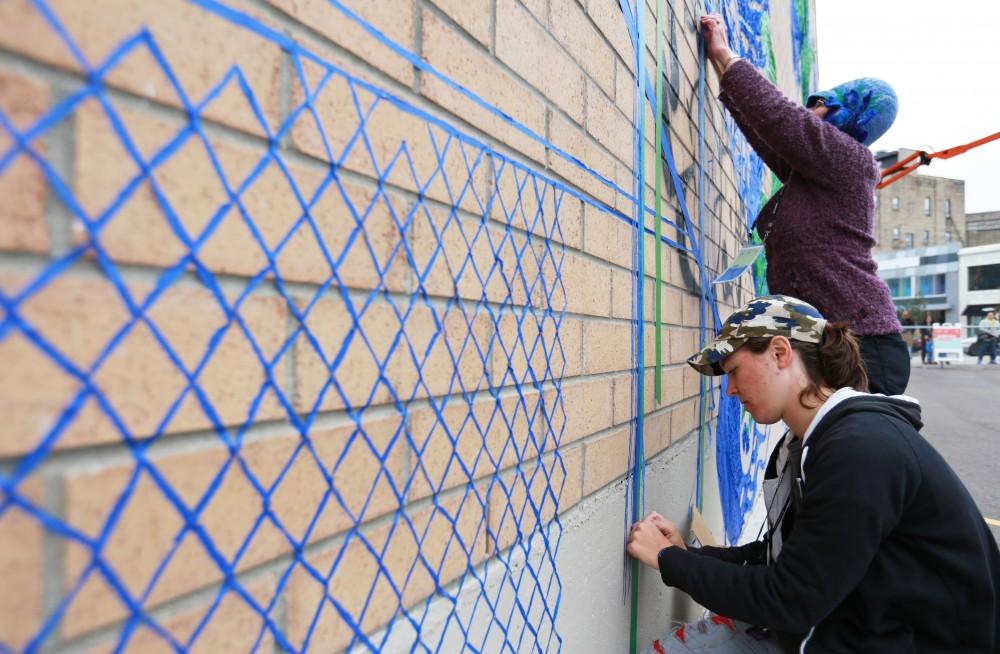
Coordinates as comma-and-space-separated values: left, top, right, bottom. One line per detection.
721, 344, 786, 425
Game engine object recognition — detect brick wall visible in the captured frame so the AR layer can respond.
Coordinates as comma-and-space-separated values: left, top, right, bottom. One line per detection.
0, 0, 780, 650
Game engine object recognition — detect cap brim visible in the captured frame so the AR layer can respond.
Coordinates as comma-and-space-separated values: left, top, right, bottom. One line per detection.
686, 337, 746, 376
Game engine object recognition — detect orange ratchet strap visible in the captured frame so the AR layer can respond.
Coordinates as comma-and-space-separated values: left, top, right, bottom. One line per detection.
878, 130, 1000, 189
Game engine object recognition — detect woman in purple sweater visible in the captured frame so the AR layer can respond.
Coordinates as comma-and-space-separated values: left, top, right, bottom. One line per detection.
700, 14, 909, 395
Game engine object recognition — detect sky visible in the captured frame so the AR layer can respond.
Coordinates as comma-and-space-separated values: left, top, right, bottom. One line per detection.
815, 0, 1000, 213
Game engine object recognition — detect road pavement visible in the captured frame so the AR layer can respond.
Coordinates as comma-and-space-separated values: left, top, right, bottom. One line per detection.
905, 358, 1000, 543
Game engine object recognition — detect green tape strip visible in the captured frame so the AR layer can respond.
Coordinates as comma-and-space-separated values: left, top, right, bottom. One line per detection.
630, 1, 664, 651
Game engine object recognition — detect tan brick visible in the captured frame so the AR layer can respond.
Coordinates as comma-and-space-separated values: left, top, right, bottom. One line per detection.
682, 290, 702, 327
428, 0, 492, 46
668, 326, 696, 365
562, 251, 611, 317
547, 108, 616, 206
0, 0, 283, 138
283, 488, 485, 652
581, 425, 629, 495
612, 363, 680, 425
488, 449, 566, 553
644, 408, 671, 457
550, 0, 615, 97
554, 194, 584, 251
490, 161, 582, 252
682, 362, 702, 399
0, 274, 287, 456
74, 100, 411, 291
0, 67, 49, 253
493, 307, 577, 386
420, 10, 546, 163
291, 66, 492, 216
551, 375, 614, 446
583, 200, 632, 269
615, 58, 635, 118
556, 444, 583, 512
556, 316, 584, 378
393, 301, 493, 400
611, 268, 633, 320
670, 397, 699, 441
586, 79, 632, 165
268, 0, 415, 84
294, 292, 394, 413
60, 414, 408, 636
411, 201, 527, 306
0, 478, 44, 650
498, 0, 584, 124
519, 0, 549, 24
83, 578, 277, 654
591, 0, 636, 66
581, 319, 630, 375
407, 390, 539, 500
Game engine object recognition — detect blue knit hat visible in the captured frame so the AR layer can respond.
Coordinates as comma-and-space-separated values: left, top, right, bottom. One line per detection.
806, 78, 898, 147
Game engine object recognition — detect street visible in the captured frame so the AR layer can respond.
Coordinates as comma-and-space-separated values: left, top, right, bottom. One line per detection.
906, 359, 1000, 543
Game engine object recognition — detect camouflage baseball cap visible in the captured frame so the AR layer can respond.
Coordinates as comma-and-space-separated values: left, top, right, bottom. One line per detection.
687, 295, 827, 376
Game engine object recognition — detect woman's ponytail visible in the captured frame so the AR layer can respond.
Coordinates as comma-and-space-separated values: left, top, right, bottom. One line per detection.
817, 322, 868, 392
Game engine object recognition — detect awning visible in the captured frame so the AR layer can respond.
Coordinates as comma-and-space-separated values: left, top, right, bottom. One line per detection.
962, 303, 996, 316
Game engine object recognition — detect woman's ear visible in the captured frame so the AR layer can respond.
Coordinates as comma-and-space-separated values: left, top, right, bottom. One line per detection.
770, 335, 794, 370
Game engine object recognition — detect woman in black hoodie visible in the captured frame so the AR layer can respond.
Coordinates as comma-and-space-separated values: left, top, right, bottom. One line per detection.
628, 295, 1000, 653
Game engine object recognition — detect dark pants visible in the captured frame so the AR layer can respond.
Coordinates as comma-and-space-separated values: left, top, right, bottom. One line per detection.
858, 333, 911, 396
977, 337, 997, 363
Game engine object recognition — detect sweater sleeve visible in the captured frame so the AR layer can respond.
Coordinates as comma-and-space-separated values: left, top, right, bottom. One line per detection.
657, 416, 919, 633
719, 88, 791, 182
719, 60, 873, 187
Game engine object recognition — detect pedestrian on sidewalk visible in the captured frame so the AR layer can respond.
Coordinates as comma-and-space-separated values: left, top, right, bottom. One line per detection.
627, 295, 1000, 654
919, 313, 934, 364
976, 311, 1000, 364
700, 14, 909, 395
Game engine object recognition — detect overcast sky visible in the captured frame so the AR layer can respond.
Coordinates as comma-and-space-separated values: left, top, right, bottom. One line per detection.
815, 0, 1000, 213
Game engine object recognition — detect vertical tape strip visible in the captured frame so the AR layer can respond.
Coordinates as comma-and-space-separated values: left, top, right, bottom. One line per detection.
628, 0, 647, 651
696, 0, 708, 512
653, 0, 665, 404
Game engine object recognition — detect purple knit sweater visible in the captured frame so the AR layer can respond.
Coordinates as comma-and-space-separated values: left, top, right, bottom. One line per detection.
720, 60, 901, 336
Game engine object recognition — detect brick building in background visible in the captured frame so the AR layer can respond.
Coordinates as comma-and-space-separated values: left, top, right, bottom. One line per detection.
966, 210, 1000, 247
874, 149, 966, 252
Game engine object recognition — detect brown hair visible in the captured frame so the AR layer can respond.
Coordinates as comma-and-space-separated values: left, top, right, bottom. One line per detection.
741, 322, 868, 408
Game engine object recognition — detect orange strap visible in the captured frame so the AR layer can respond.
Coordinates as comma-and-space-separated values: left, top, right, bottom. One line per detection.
877, 130, 1000, 189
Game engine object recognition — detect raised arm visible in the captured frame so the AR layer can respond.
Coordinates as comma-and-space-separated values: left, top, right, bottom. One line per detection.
719, 92, 792, 182
700, 14, 873, 187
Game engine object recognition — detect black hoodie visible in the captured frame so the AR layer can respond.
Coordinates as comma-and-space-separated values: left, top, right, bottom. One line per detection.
657, 395, 1000, 652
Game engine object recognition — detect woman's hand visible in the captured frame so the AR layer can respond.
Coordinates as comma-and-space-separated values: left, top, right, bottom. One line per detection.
627, 520, 673, 570
644, 511, 687, 550
699, 14, 735, 78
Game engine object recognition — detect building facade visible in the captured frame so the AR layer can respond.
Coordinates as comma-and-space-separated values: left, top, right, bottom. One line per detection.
874, 243, 961, 324
966, 210, 1000, 247
874, 149, 966, 253
958, 243, 1000, 330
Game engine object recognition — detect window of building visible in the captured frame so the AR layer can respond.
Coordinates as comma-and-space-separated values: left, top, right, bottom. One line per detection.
919, 273, 946, 296
945, 230, 953, 242
887, 277, 912, 298
923, 229, 930, 245
944, 198, 952, 218
892, 226, 901, 240
904, 232, 914, 248
968, 264, 1000, 291
891, 196, 900, 210
924, 197, 932, 215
